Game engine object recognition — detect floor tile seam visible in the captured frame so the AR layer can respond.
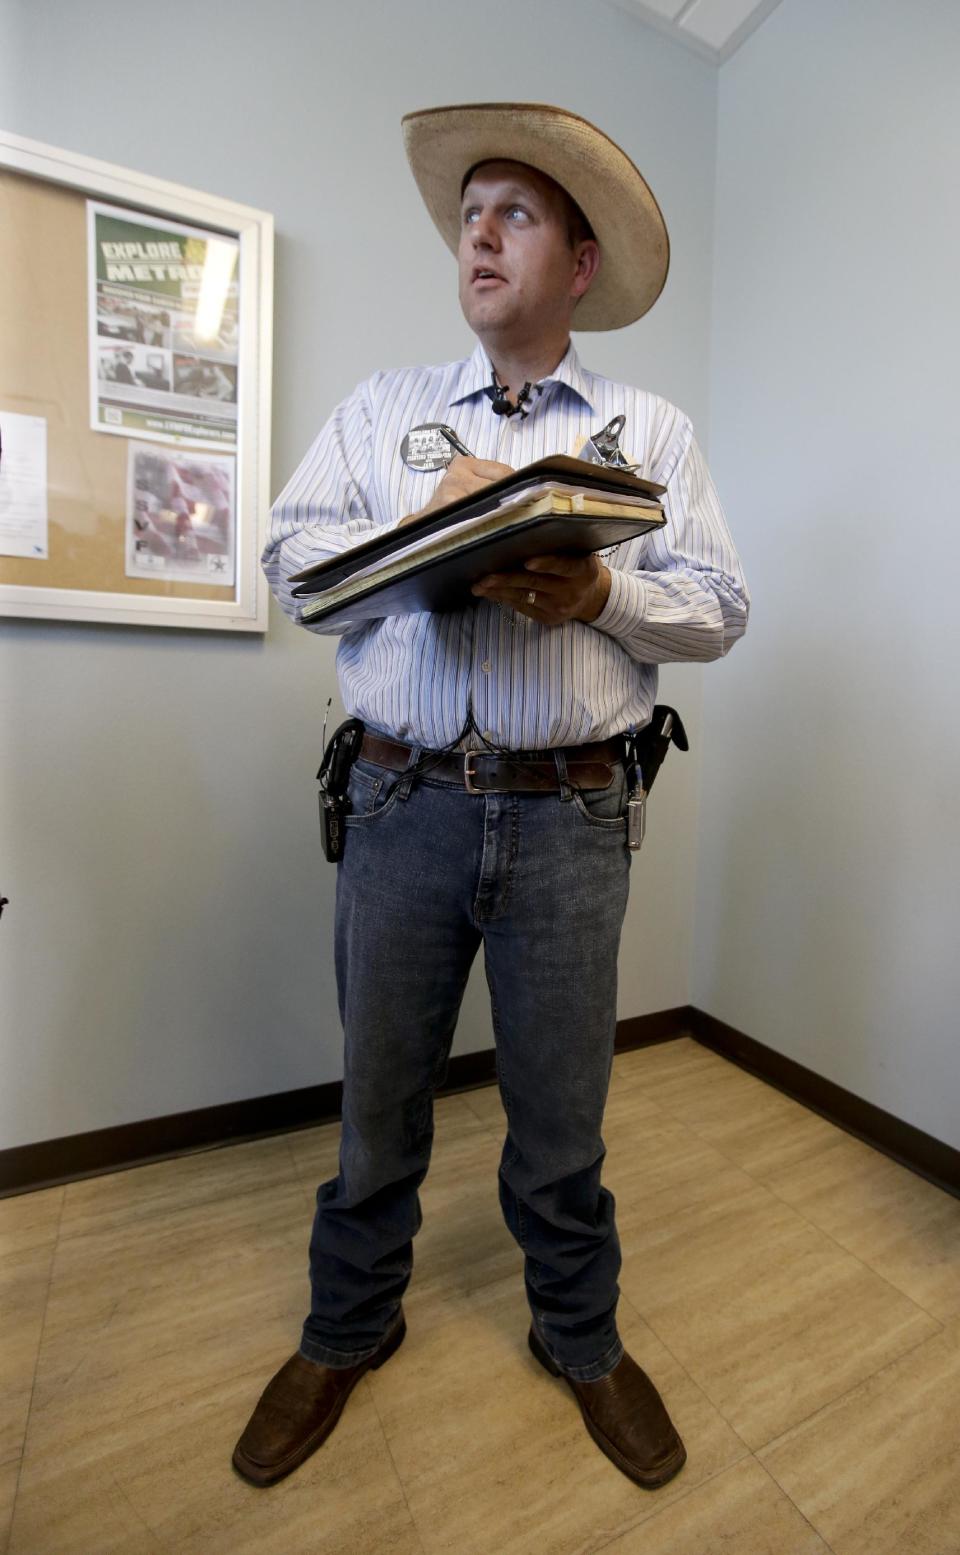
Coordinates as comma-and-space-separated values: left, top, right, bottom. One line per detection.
630, 1050, 824, 1116
408, 1116, 509, 1162
459, 1070, 678, 1130
18, 1351, 289, 1463
284, 1135, 323, 1204
606, 1057, 718, 1094
608, 1091, 766, 1177
37, 1251, 310, 1323
439, 1075, 673, 1141
609, 1057, 722, 1092
636, 1104, 943, 1290
744, 1175, 951, 1326
0, 1219, 63, 1256
32, 1289, 132, 1403
615, 1290, 756, 1454
287, 1123, 494, 1169
610, 1046, 729, 1078
415, 1261, 526, 1309
105, 1466, 172, 1554
0, 1452, 25, 1555
566, 1449, 758, 1555
52, 1138, 307, 1194
623, 1289, 943, 1476
666, 1076, 954, 1203
7, 1189, 65, 1552
34, 1260, 310, 1349
362, 1373, 431, 1555
752, 1322, 951, 1463
54, 1172, 308, 1246
431, 1101, 509, 1138
452, 1114, 509, 1151
690, 1108, 946, 1207
458, 1255, 526, 1299
0, 1192, 68, 1269
750, 1454, 839, 1553
448, 1087, 503, 1125
283, 1132, 304, 1182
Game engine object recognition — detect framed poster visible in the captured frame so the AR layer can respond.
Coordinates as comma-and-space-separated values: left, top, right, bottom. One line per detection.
0, 130, 273, 631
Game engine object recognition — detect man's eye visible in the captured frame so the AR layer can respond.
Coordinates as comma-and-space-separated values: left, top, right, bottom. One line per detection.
463, 209, 479, 225
507, 206, 529, 221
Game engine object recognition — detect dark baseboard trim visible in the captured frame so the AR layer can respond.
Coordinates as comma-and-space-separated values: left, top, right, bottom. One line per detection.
0, 1009, 688, 1198
686, 1007, 960, 1199
2, 1004, 956, 1199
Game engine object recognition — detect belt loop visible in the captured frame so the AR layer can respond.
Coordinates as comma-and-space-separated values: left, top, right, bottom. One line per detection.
397, 743, 421, 800
553, 749, 574, 802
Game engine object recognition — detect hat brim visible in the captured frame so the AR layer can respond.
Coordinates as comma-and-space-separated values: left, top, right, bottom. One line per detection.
401, 103, 669, 332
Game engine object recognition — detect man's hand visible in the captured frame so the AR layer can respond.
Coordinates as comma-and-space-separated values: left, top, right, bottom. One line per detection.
398, 455, 514, 527
471, 553, 612, 625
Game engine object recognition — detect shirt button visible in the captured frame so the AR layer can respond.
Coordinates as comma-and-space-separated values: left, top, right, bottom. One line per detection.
481, 660, 491, 673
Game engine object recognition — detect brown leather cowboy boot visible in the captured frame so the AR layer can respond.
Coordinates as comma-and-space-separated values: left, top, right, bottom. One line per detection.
528, 1324, 686, 1489
232, 1309, 406, 1487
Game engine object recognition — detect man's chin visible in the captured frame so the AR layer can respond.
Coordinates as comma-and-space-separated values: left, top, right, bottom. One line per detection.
460, 295, 520, 338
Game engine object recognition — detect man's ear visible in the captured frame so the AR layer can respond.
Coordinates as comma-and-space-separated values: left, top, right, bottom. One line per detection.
571, 240, 601, 301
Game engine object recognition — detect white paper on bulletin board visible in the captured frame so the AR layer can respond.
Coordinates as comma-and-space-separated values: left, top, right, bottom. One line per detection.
0, 410, 48, 559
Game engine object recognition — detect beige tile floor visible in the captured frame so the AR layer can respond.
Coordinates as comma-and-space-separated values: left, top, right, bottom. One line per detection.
2, 1036, 959, 1555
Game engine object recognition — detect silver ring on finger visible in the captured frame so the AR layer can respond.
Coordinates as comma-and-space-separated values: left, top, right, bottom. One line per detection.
526, 589, 537, 605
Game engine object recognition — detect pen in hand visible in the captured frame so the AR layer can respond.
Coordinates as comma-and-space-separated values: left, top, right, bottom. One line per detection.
438, 425, 474, 459
398, 430, 512, 527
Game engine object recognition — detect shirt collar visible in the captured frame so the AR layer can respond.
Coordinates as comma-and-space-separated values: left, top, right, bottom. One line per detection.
447, 339, 595, 413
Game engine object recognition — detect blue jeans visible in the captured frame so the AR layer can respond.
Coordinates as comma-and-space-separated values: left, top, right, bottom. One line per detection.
299, 745, 632, 1382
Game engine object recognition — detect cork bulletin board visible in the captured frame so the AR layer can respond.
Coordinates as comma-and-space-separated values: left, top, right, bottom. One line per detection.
0, 131, 273, 630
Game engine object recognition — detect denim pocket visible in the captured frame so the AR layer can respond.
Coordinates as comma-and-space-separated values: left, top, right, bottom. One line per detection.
345, 758, 403, 823
571, 765, 627, 828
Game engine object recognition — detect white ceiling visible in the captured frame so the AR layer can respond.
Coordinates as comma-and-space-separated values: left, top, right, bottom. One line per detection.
603, 0, 784, 62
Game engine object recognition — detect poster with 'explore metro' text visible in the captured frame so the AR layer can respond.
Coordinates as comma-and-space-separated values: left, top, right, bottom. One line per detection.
88, 201, 239, 448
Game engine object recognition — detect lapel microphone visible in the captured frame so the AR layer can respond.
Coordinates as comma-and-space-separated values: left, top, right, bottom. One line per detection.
483, 369, 543, 419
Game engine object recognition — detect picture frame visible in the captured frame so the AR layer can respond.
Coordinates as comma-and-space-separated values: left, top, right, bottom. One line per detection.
0, 129, 273, 631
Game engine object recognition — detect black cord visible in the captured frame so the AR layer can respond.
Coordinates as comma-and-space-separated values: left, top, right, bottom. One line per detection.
482, 369, 543, 420
386, 710, 626, 801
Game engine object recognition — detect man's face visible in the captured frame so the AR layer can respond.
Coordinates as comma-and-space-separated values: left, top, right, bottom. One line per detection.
457, 161, 596, 345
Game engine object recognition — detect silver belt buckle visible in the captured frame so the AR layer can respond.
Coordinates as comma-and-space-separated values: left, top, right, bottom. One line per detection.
463, 749, 507, 794
463, 749, 487, 794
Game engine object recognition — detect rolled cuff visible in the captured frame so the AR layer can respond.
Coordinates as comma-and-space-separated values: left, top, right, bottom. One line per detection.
590, 566, 647, 638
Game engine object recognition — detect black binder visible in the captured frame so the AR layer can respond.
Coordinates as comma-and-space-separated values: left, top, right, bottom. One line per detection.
287, 456, 666, 631
289, 456, 666, 596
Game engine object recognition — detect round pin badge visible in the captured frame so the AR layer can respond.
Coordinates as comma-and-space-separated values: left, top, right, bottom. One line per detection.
400, 423, 458, 471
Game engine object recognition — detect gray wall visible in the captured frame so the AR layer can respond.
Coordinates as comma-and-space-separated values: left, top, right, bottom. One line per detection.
695, 0, 960, 1147
0, 0, 719, 1148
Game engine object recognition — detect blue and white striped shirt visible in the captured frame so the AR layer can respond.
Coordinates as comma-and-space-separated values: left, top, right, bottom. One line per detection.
262, 340, 749, 749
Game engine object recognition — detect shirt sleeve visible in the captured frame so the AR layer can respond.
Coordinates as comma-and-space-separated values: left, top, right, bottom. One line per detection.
260, 375, 404, 636
590, 413, 749, 663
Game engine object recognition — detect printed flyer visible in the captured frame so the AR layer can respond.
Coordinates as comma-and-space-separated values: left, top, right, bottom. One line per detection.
0, 412, 48, 559
88, 201, 239, 448
126, 441, 236, 585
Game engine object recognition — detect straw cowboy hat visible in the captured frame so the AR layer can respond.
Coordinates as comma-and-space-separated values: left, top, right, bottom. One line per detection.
401, 102, 669, 331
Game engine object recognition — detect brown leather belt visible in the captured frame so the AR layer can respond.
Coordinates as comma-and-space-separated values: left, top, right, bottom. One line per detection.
358, 732, 624, 794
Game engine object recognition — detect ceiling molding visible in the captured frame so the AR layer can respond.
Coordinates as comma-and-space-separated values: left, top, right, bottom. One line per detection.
601, 0, 784, 64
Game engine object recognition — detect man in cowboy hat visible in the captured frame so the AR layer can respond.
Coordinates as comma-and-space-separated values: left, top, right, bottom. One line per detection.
236, 103, 748, 1493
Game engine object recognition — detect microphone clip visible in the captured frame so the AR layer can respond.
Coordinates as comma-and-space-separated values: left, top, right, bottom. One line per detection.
483, 369, 543, 419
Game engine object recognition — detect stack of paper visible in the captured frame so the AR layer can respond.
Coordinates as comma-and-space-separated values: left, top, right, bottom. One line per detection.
288, 456, 666, 630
